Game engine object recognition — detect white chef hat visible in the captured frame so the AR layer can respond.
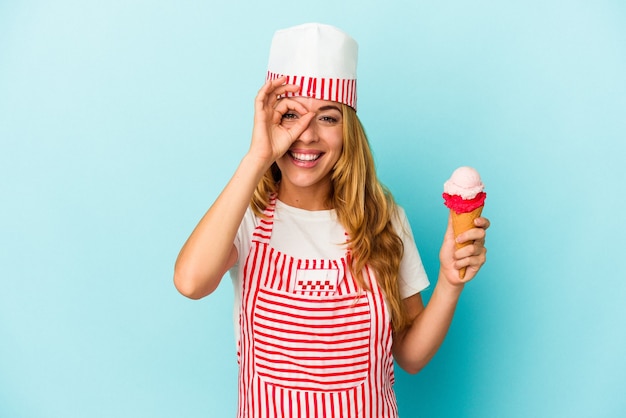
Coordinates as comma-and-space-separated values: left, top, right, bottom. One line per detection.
266, 23, 359, 110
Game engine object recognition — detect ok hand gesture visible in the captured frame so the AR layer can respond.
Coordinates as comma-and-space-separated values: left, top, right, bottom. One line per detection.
249, 76, 315, 166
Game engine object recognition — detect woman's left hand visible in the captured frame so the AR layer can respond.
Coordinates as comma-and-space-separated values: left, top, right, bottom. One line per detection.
439, 214, 490, 285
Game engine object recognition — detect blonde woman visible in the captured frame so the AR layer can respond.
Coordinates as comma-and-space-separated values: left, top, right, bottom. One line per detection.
174, 23, 489, 418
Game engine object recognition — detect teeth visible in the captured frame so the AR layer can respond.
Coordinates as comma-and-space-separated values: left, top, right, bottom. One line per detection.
291, 152, 320, 161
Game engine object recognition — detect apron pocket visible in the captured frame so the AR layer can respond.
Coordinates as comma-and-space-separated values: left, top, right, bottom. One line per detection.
252, 286, 371, 392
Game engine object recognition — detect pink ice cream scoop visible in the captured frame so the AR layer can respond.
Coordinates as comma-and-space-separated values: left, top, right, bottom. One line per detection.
442, 166, 486, 214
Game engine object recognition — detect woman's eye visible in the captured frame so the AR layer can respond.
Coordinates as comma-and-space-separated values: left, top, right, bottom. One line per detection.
282, 112, 297, 120
320, 116, 338, 124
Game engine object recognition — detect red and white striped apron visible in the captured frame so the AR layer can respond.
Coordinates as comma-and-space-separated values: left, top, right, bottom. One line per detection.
237, 198, 398, 417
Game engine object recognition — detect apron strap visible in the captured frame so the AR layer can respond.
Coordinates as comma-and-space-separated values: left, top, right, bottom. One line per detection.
251, 194, 277, 244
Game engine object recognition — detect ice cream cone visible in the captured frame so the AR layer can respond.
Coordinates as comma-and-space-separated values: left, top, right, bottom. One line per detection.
451, 205, 483, 279
443, 166, 486, 280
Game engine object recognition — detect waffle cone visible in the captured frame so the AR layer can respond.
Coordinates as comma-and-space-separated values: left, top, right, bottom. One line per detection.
451, 205, 483, 279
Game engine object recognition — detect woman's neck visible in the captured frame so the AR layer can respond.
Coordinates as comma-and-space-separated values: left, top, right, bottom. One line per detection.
277, 182, 333, 211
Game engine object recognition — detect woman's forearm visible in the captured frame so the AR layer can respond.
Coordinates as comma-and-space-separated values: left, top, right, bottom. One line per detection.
393, 275, 464, 374
173, 153, 271, 299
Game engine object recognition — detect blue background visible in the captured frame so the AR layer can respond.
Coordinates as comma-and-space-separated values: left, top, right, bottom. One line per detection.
1, 1, 625, 417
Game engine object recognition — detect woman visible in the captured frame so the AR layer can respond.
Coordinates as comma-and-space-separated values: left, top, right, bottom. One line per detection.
174, 23, 489, 417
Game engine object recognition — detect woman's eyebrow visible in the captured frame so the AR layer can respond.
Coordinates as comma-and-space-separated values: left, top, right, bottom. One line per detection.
318, 105, 342, 113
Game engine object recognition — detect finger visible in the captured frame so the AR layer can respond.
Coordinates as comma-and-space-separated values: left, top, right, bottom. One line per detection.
255, 79, 277, 113
459, 266, 477, 283
255, 80, 270, 107
444, 213, 456, 242
256, 77, 285, 98
265, 75, 287, 92
273, 96, 309, 114
455, 242, 482, 259
455, 250, 487, 282
440, 213, 457, 258
455, 227, 486, 247
256, 77, 291, 108
474, 216, 490, 229
287, 111, 316, 141
272, 83, 301, 101
281, 128, 294, 145
268, 81, 302, 108
272, 97, 311, 125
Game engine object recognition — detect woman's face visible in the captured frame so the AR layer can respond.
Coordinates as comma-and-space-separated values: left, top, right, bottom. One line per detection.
275, 97, 344, 202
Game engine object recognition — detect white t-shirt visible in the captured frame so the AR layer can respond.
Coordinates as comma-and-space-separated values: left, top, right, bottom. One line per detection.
228, 200, 430, 336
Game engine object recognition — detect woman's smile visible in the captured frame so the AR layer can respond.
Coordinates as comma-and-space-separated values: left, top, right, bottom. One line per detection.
288, 149, 325, 167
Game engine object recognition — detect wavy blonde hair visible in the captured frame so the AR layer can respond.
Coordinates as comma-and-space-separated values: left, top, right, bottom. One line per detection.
250, 105, 409, 331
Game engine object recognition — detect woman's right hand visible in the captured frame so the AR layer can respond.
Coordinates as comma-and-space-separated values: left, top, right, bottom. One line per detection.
249, 76, 315, 165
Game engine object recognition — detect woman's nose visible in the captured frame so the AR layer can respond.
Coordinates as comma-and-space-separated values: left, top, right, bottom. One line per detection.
296, 120, 319, 144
